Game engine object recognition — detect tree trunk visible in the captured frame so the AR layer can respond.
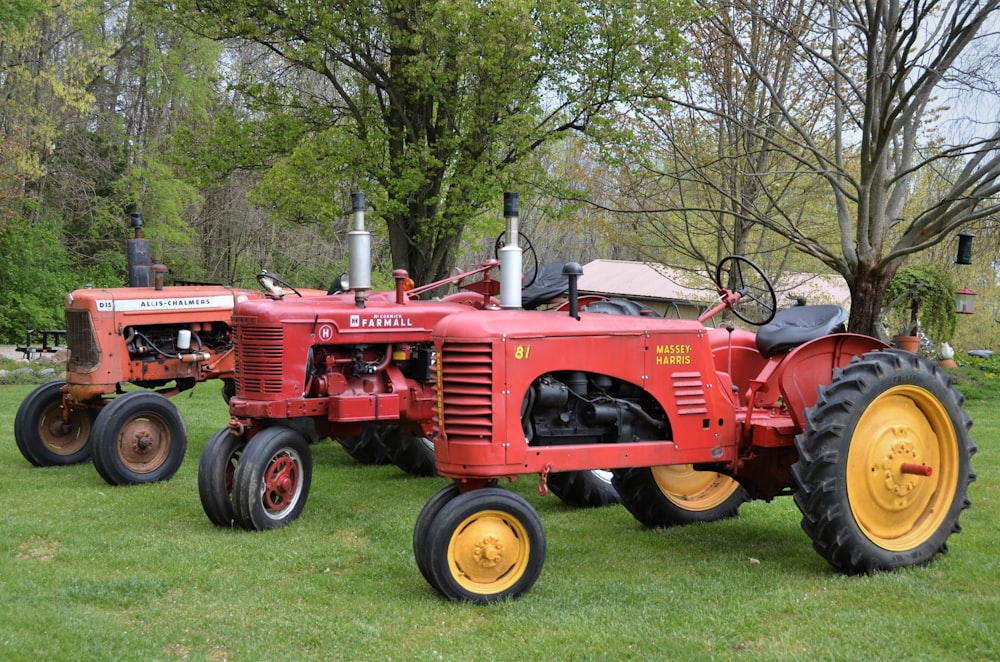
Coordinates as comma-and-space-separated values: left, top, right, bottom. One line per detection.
846, 265, 895, 341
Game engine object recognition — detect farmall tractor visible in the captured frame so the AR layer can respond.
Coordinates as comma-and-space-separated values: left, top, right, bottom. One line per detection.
413, 212, 977, 603
13, 213, 327, 485
197, 193, 629, 531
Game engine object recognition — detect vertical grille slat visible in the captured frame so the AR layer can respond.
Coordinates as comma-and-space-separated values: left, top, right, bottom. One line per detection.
440, 342, 494, 440
235, 324, 284, 395
65, 310, 99, 371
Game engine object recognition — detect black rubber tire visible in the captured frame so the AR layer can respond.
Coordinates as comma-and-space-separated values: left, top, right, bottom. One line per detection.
337, 423, 392, 465
198, 427, 247, 527
422, 487, 546, 603
792, 349, 976, 574
413, 483, 461, 583
14, 381, 93, 466
612, 465, 749, 526
91, 391, 188, 485
381, 425, 437, 476
546, 469, 621, 508
232, 426, 312, 531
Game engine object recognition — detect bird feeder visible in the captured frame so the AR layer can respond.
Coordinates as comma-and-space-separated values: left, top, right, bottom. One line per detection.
955, 286, 977, 314
955, 232, 974, 265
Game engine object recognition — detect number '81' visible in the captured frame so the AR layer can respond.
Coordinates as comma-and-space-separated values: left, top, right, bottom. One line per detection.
514, 345, 531, 360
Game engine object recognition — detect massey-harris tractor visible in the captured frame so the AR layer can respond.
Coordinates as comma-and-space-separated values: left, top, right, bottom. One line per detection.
13, 213, 327, 485
413, 219, 977, 603
197, 193, 630, 531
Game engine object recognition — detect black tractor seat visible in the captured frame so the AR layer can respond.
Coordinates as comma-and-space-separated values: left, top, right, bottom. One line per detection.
755, 305, 848, 358
521, 262, 574, 310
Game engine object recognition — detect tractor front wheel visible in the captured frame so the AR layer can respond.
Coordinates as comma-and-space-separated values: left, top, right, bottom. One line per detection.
198, 427, 247, 527
232, 426, 312, 531
413, 483, 461, 583
613, 465, 749, 526
793, 349, 976, 574
14, 381, 94, 466
419, 487, 545, 603
91, 391, 187, 485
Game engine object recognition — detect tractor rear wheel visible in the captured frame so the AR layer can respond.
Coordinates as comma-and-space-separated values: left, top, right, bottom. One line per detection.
546, 469, 621, 508
381, 425, 437, 476
14, 381, 94, 466
232, 426, 312, 531
198, 427, 247, 527
793, 349, 976, 574
337, 423, 392, 465
420, 487, 546, 603
612, 465, 749, 526
91, 391, 187, 485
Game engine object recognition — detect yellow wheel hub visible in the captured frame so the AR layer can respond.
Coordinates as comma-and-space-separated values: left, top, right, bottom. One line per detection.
847, 385, 958, 550
448, 510, 529, 594
652, 465, 741, 511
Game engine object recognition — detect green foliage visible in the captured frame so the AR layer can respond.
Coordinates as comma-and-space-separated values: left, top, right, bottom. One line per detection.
884, 264, 958, 344
951, 353, 1000, 403
0, 217, 78, 342
169, 0, 698, 284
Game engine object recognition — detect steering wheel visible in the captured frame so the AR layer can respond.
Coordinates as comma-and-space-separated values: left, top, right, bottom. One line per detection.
494, 231, 539, 289
714, 256, 776, 325
256, 269, 303, 298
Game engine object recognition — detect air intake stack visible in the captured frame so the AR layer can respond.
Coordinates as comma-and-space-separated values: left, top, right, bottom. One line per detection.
499, 192, 523, 309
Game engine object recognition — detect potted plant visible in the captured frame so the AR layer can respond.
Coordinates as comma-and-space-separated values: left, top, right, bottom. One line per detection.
883, 264, 958, 353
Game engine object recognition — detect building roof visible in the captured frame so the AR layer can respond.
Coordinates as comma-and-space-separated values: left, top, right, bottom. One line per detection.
577, 259, 852, 308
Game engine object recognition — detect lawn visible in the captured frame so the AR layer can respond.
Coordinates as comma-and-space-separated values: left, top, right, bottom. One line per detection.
1, 375, 997, 661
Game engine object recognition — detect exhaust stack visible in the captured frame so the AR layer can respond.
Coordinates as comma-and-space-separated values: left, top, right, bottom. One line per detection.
499, 192, 523, 309
127, 212, 152, 287
347, 192, 371, 308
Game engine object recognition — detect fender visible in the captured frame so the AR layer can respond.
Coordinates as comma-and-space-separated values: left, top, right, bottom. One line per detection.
763, 333, 890, 431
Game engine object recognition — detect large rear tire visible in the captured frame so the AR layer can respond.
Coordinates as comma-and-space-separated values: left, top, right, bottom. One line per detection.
14, 381, 94, 466
420, 487, 546, 603
381, 425, 437, 476
198, 427, 247, 527
337, 423, 392, 465
91, 391, 187, 485
546, 469, 621, 508
793, 349, 976, 574
613, 464, 749, 526
232, 426, 312, 531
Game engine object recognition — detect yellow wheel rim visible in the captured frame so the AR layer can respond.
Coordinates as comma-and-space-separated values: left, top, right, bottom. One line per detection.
652, 465, 741, 511
847, 385, 958, 550
447, 510, 530, 595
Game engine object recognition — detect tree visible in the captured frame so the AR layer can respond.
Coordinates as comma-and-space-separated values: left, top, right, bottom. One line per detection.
616, 0, 1000, 337
169, 0, 696, 285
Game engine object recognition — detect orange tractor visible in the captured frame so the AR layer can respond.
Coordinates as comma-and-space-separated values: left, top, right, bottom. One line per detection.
13, 213, 327, 485
412, 205, 977, 602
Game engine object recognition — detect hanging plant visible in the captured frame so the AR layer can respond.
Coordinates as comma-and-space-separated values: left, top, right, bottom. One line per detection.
884, 264, 958, 344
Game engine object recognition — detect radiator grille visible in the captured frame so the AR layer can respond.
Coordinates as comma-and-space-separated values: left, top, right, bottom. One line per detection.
65, 310, 99, 371
439, 342, 494, 440
235, 324, 284, 394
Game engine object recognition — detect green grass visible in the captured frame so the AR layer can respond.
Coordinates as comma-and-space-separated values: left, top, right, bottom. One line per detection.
2, 375, 998, 661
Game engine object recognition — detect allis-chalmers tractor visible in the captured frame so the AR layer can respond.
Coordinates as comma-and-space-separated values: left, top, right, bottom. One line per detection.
197, 193, 628, 531
411, 200, 977, 603
13, 213, 327, 485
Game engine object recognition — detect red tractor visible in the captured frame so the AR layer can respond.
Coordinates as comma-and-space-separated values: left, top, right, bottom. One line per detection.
413, 243, 977, 603
13, 212, 327, 485
197, 193, 627, 531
